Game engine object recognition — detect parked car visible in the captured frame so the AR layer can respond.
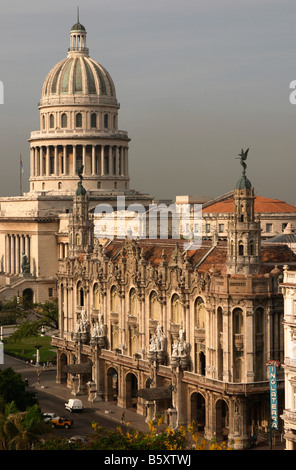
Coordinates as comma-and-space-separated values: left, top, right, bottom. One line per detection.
50, 416, 73, 429
68, 435, 88, 444
65, 398, 83, 412
43, 413, 57, 423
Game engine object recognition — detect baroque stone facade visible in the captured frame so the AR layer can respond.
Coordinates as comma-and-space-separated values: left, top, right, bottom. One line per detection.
280, 267, 296, 449
52, 166, 296, 449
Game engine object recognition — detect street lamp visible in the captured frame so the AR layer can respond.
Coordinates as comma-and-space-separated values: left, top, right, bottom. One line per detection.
34, 345, 42, 367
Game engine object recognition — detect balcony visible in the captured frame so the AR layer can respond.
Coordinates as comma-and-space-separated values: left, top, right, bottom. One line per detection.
234, 334, 244, 350
282, 409, 296, 426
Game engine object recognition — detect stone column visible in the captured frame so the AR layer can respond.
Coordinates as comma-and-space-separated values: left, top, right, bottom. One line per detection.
72, 145, 76, 175
63, 146, 67, 175
223, 306, 231, 382
15, 236, 20, 275
11, 235, 15, 275
245, 308, 255, 382
5, 235, 10, 274
46, 146, 50, 176
30, 148, 34, 177
91, 145, 96, 175
101, 145, 104, 176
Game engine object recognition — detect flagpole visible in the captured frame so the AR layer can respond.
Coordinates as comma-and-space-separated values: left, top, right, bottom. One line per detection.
20, 154, 22, 196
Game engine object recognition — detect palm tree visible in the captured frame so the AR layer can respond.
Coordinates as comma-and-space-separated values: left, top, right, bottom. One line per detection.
0, 401, 44, 450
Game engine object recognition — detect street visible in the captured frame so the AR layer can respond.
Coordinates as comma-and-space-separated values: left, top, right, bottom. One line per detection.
0, 354, 125, 441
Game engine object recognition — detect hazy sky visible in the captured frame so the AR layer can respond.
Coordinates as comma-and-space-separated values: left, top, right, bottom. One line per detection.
1, 0, 296, 203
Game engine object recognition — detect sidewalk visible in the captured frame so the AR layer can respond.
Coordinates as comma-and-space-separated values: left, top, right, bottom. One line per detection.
31, 366, 153, 434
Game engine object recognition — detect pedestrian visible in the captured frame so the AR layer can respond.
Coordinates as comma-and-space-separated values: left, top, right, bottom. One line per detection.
252, 432, 257, 447
121, 411, 125, 423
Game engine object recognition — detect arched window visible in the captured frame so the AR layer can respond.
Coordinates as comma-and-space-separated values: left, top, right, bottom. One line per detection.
194, 297, 206, 329
49, 114, 54, 128
77, 281, 84, 307
171, 293, 181, 324
249, 240, 254, 256
93, 283, 101, 310
111, 285, 119, 312
149, 291, 159, 320
129, 288, 137, 316
76, 113, 82, 127
238, 241, 244, 256
104, 113, 109, 128
42, 115, 45, 129
230, 240, 234, 256
61, 113, 67, 128
233, 308, 243, 334
91, 113, 97, 128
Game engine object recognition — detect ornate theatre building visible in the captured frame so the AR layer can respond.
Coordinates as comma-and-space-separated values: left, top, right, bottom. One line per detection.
53, 154, 296, 449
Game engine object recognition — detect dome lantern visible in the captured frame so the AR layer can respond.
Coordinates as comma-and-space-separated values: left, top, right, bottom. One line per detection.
69, 9, 89, 57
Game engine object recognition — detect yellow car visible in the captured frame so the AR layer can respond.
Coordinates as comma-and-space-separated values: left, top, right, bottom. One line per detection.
50, 416, 73, 429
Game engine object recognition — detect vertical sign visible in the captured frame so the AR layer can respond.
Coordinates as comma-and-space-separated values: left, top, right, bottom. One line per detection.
265, 360, 280, 430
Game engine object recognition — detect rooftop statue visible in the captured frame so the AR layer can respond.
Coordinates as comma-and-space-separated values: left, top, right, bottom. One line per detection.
236, 148, 249, 175
77, 165, 84, 181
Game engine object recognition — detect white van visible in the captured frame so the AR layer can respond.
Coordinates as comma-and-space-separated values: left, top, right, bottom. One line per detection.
65, 399, 83, 412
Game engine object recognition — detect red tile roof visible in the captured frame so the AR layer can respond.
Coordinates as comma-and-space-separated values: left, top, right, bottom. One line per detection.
202, 195, 296, 214
102, 238, 296, 274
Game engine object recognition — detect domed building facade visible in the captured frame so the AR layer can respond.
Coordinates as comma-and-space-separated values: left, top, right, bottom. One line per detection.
0, 19, 153, 304
30, 20, 131, 194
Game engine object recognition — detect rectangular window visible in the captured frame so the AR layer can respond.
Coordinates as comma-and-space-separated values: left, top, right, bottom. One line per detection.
266, 223, 273, 233
206, 223, 211, 233
48, 288, 53, 297
282, 223, 288, 232
218, 224, 224, 233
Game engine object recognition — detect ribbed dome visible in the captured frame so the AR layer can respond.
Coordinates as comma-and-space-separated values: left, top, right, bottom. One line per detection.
41, 56, 117, 104
39, 22, 118, 107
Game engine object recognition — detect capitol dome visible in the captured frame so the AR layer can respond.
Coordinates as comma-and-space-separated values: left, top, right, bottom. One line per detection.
40, 21, 118, 107
29, 19, 131, 196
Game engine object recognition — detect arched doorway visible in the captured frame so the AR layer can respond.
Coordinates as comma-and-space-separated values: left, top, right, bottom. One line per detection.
126, 372, 138, 409
190, 392, 205, 431
22, 288, 34, 305
216, 399, 229, 442
107, 367, 118, 402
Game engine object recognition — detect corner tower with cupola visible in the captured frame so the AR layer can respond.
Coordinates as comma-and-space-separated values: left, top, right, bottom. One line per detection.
227, 149, 261, 274
29, 17, 130, 194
